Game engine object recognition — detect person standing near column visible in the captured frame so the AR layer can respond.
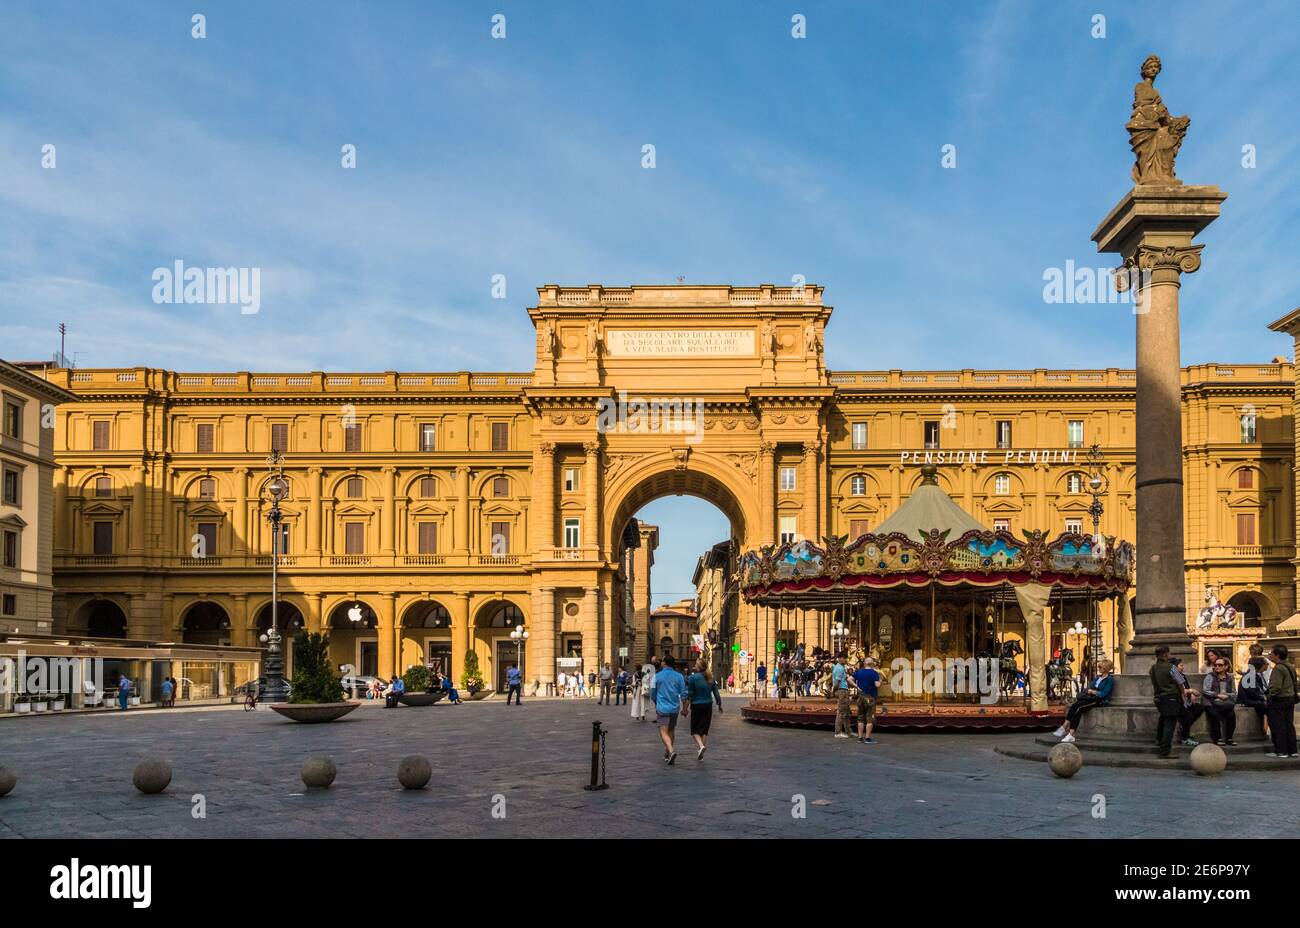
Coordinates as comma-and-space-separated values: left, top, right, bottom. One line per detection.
831, 652, 852, 740
1149, 646, 1181, 759
598, 663, 613, 705
1265, 645, 1297, 758
505, 662, 523, 705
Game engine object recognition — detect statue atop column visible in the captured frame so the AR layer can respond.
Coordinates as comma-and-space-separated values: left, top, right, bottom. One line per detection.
1126, 55, 1190, 186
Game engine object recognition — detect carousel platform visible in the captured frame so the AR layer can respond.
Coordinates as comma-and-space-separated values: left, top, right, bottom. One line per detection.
740, 698, 1064, 732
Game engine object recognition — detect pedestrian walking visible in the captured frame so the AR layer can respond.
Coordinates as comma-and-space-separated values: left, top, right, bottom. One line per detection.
687, 659, 723, 760
505, 662, 523, 705
757, 661, 768, 698
615, 666, 630, 705
1201, 656, 1236, 745
1265, 644, 1298, 758
634, 662, 654, 721
831, 652, 852, 739
1150, 646, 1181, 758
575, 672, 587, 697
650, 655, 689, 765
598, 663, 613, 704
117, 675, 132, 710
852, 657, 883, 744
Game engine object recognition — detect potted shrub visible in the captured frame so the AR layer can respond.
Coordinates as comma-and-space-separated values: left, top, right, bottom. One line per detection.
13, 696, 31, 714
460, 650, 492, 700
51, 693, 66, 711
269, 631, 358, 723
396, 665, 445, 706
129, 686, 141, 707
33, 694, 49, 713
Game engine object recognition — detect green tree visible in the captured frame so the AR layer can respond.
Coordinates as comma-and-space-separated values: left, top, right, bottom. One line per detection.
401, 664, 431, 692
289, 631, 345, 704
460, 649, 485, 690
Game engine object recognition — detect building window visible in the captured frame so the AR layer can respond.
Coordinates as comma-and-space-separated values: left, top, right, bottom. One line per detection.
1237, 469, 1255, 490
93, 521, 114, 555
492, 476, 509, 498
994, 473, 1010, 495
1067, 420, 1084, 448
563, 467, 580, 492
779, 516, 797, 545
1241, 412, 1257, 443
851, 422, 868, 450
1065, 518, 1083, 535
419, 476, 436, 498
198, 477, 216, 500
2, 469, 17, 506
1236, 513, 1256, 546
993, 518, 1010, 533
489, 521, 511, 554
779, 467, 797, 491
344, 522, 365, 554
2, 530, 16, 568
1, 594, 14, 616
849, 518, 869, 539
94, 476, 112, 497
196, 423, 214, 453
419, 423, 437, 452
92, 420, 110, 451
346, 476, 363, 499
1066, 473, 1083, 494
491, 422, 510, 451
3, 402, 20, 439
924, 421, 940, 449
563, 518, 581, 549
195, 522, 217, 557
418, 522, 438, 554
850, 474, 866, 496
996, 420, 1012, 449
271, 423, 289, 453
344, 424, 362, 453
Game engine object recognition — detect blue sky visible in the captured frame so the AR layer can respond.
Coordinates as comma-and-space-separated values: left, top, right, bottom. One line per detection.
2, 0, 1297, 604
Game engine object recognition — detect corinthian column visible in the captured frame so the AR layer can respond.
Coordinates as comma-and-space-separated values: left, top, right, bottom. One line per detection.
758, 441, 776, 545
802, 440, 820, 541
1094, 184, 1225, 672
534, 442, 556, 553
583, 440, 600, 557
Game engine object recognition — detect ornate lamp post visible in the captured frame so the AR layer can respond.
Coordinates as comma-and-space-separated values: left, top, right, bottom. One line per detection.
259, 451, 291, 704
1085, 442, 1108, 539
510, 623, 529, 674
831, 620, 847, 653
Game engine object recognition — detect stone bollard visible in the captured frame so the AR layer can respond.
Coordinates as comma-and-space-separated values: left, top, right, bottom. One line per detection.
132, 760, 172, 794
1047, 742, 1083, 778
0, 767, 16, 797
397, 755, 431, 790
301, 756, 337, 789
1189, 742, 1227, 777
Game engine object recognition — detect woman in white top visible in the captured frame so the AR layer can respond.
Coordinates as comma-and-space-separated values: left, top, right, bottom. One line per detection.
632, 662, 655, 721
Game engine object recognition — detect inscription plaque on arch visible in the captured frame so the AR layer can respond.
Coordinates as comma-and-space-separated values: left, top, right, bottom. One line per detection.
604, 329, 755, 357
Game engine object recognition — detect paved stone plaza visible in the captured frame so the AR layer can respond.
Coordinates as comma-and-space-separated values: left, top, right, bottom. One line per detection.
0, 696, 1292, 839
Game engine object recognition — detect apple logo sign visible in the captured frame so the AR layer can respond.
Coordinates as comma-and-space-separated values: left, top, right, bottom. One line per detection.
348, 603, 363, 624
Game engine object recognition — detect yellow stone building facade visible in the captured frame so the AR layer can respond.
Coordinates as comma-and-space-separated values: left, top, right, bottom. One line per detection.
37, 284, 1295, 687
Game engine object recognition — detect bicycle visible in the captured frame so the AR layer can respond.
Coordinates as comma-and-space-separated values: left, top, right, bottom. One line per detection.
243, 685, 259, 711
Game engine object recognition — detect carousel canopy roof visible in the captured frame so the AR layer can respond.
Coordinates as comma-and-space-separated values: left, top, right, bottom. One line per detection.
874, 466, 987, 541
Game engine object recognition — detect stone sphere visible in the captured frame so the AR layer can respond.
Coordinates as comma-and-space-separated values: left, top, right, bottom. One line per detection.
1047, 742, 1083, 778
0, 767, 16, 797
1190, 742, 1228, 777
132, 760, 172, 794
301, 756, 337, 789
397, 755, 431, 790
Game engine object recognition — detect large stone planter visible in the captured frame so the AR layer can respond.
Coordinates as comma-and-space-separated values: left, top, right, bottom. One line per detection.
466, 689, 494, 701
397, 691, 447, 707
269, 702, 359, 723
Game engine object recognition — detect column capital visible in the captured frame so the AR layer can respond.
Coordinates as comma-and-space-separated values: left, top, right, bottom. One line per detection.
802, 439, 822, 458
759, 440, 776, 456
539, 441, 557, 456
583, 440, 601, 457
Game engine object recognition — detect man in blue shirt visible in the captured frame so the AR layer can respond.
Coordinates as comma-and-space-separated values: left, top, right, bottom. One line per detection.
506, 663, 523, 705
852, 658, 883, 744
831, 653, 852, 739
649, 655, 689, 765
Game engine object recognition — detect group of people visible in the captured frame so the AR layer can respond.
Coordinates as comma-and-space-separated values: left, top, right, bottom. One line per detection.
1051, 642, 1298, 758
556, 664, 638, 703
642, 654, 724, 764
828, 652, 883, 744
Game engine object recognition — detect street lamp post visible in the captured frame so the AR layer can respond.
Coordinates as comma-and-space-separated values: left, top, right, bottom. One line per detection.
259, 451, 291, 704
831, 621, 847, 653
1084, 442, 1109, 666
510, 623, 529, 679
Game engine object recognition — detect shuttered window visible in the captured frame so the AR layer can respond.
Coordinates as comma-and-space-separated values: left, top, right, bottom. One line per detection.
418, 522, 438, 554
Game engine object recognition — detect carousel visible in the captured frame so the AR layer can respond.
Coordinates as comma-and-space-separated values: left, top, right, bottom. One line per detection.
736, 465, 1135, 731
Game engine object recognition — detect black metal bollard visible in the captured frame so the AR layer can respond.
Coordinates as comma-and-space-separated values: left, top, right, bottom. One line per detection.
584, 720, 609, 791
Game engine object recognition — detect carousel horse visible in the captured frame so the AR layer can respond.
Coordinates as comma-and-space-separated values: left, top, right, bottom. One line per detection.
997, 640, 1024, 696
1047, 647, 1078, 700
